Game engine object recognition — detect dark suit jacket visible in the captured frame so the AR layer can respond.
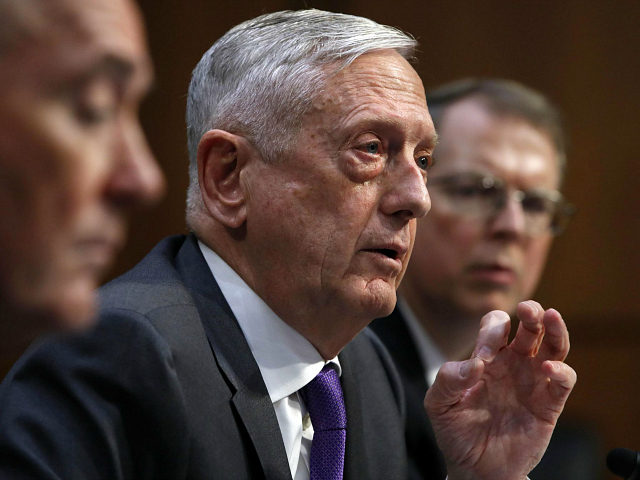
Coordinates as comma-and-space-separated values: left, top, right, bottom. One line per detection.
370, 307, 447, 480
0, 234, 408, 479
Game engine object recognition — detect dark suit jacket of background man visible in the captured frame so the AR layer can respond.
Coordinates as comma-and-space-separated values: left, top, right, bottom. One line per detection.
0, 234, 408, 479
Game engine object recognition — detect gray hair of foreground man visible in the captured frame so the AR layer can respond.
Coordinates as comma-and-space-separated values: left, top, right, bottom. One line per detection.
426, 78, 568, 178
185, 9, 416, 223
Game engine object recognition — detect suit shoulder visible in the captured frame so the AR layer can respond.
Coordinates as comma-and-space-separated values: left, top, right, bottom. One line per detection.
99, 235, 195, 316
0, 309, 190, 479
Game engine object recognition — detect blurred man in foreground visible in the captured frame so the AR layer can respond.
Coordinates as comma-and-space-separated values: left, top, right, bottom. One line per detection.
0, 0, 165, 367
0, 12, 575, 480
372, 79, 600, 479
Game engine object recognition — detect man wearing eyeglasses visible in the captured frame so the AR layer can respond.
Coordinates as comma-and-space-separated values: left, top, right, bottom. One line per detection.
372, 78, 600, 480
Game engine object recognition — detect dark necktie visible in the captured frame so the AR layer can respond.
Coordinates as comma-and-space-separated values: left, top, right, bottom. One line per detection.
300, 364, 347, 480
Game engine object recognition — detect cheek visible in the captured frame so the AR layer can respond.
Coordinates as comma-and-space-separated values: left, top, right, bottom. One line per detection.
248, 181, 335, 275
12, 107, 107, 223
310, 192, 381, 289
396, 220, 418, 286
521, 238, 553, 292
417, 212, 481, 263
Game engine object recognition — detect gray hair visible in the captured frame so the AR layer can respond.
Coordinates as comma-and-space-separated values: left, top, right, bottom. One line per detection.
185, 9, 417, 221
426, 78, 568, 179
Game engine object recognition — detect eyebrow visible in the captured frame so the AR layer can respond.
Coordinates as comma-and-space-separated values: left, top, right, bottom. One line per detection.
427, 132, 439, 150
72, 53, 153, 96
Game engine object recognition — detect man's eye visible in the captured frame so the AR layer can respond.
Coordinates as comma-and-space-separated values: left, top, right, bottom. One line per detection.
72, 79, 119, 126
75, 103, 115, 125
522, 194, 551, 214
416, 154, 433, 171
362, 141, 380, 154
448, 184, 487, 198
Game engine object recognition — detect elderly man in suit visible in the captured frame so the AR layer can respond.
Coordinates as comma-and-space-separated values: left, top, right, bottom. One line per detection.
0, 0, 164, 369
0, 10, 575, 480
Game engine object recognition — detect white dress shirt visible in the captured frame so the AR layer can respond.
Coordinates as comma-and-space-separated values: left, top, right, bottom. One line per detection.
199, 241, 340, 480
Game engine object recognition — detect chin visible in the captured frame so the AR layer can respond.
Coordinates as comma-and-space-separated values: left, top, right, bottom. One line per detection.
7, 290, 96, 339
53, 300, 97, 330
463, 292, 519, 318
359, 279, 397, 319
42, 276, 99, 330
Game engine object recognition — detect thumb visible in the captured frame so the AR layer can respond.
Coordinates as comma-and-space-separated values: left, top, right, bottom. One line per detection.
425, 357, 484, 415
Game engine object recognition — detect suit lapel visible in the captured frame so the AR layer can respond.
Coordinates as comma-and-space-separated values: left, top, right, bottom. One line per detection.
176, 235, 292, 480
339, 332, 408, 479
372, 307, 428, 391
338, 345, 368, 478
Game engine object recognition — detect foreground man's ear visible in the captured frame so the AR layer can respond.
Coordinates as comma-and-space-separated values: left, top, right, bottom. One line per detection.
197, 129, 253, 228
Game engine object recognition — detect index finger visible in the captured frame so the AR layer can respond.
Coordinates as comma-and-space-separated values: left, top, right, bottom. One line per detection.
471, 310, 511, 362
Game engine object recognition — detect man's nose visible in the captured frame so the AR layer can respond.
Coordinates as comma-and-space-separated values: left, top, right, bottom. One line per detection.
381, 153, 431, 221
489, 192, 527, 236
107, 118, 166, 209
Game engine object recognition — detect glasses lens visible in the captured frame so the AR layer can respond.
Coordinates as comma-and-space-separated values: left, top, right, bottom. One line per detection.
522, 191, 575, 236
430, 174, 499, 216
521, 192, 555, 215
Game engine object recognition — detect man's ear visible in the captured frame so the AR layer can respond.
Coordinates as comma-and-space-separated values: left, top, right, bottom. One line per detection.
197, 129, 253, 228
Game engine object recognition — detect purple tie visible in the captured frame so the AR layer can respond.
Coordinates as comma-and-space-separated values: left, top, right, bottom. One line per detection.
300, 365, 347, 480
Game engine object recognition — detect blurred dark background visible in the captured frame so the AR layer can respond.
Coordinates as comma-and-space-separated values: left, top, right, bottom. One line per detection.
116, 1, 640, 478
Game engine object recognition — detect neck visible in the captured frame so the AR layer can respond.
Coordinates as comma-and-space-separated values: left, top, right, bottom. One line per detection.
199, 233, 368, 361
291, 313, 369, 361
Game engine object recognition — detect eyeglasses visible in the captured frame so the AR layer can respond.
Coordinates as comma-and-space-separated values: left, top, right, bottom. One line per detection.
427, 172, 575, 236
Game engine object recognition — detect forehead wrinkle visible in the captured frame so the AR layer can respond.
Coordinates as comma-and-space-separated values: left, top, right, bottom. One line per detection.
304, 51, 434, 149
328, 81, 428, 132
337, 66, 426, 104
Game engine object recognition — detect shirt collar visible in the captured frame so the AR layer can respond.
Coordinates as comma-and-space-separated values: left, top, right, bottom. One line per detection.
198, 240, 341, 403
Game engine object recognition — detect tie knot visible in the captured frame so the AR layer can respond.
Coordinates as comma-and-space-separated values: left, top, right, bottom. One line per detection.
301, 365, 347, 431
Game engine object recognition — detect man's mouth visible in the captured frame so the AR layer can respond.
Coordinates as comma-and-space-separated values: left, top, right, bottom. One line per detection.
467, 263, 517, 286
74, 230, 125, 274
359, 242, 409, 276
364, 248, 400, 260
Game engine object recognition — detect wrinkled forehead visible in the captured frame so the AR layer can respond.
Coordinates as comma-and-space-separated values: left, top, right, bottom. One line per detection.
319, 51, 426, 105
306, 51, 432, 140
